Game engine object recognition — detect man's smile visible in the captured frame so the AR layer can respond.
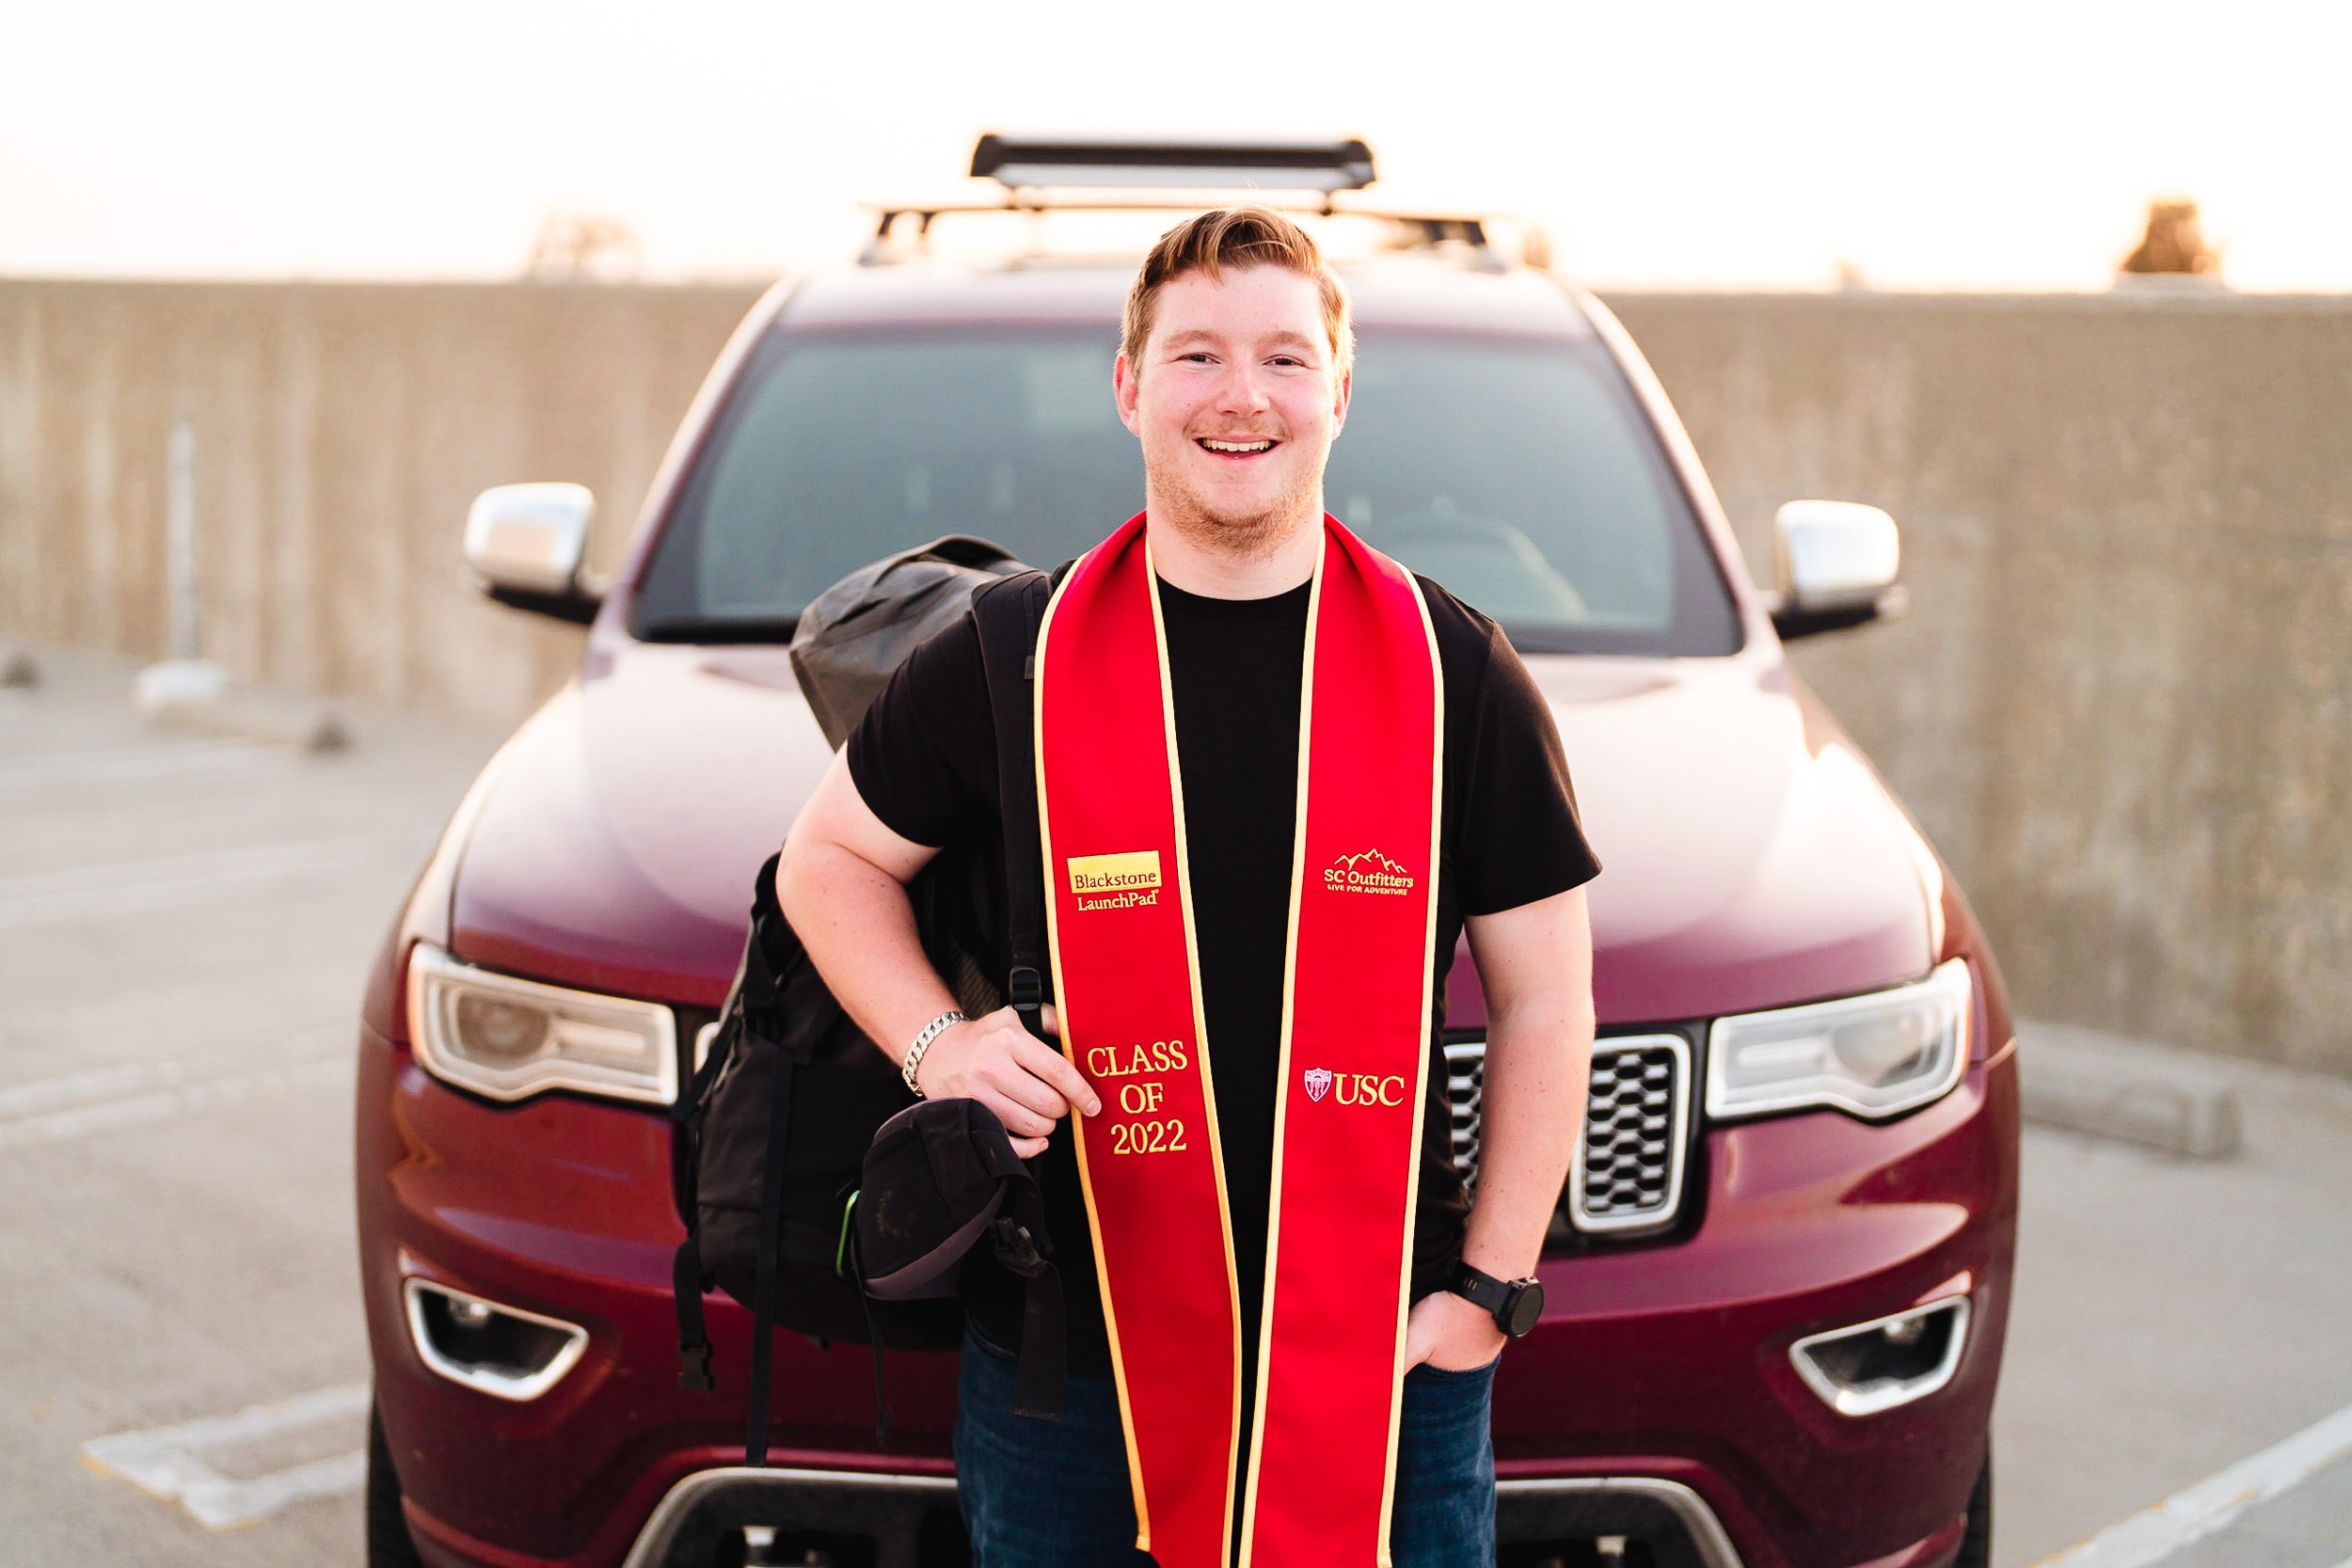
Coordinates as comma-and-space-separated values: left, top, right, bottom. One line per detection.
1196, 436, 1280, 459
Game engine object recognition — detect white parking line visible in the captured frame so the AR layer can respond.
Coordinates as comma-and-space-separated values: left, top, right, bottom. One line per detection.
0, 737, 284, 793
80, 1383, 370, 1529
0, 1062, 154, 1120
0, 1040, 352, 1150
0, 837, 373, 929
2027, 1399, 2352, 1567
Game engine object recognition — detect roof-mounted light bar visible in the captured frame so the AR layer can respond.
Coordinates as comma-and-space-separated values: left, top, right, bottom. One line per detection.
969, 134, 1376, 193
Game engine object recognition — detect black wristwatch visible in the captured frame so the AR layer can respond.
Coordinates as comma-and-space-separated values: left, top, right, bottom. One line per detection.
1447, 1261, 1544, 1338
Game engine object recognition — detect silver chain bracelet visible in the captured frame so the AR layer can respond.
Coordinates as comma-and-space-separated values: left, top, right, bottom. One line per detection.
901, 1010, 966, 1099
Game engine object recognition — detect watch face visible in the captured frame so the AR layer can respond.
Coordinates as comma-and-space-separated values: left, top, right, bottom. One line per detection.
1504, 1280, 1545, 1338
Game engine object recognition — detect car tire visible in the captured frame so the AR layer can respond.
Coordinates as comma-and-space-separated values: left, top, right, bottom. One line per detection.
367, 1399, 426, 1568
1954, 1449, 1993, 1568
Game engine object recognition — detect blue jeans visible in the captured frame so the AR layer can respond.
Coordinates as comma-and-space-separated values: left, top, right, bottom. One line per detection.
954, 1321, 1497, 1566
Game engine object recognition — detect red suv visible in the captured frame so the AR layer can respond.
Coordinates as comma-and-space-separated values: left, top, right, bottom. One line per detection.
358, 139, 2016, 1568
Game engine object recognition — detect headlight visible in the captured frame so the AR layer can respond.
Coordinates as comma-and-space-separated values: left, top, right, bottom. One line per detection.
1706, 958, 1972, 1121
405, 942, 677, 1105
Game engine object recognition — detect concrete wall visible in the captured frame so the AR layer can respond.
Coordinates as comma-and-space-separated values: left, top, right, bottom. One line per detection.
0, 280, 756, 721
1609, 290, 2352, 1077
3, 279, 2346, 1075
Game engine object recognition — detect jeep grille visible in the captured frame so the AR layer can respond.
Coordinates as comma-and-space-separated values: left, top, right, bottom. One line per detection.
1443, 1034, 1694, 1237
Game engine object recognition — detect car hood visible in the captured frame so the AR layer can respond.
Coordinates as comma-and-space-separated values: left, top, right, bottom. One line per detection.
450, 643, 1942, 1021
1519, 655, 1941, 1025
449, 643, 832, 1006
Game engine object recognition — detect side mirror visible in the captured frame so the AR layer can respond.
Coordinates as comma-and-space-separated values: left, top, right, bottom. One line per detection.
1770, 499, 1908, 641
463, 483, 602, 626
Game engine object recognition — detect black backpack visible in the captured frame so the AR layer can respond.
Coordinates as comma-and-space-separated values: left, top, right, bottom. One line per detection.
668, 538, 1058, 1463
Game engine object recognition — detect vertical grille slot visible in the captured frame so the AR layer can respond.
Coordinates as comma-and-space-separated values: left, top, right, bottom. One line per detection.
1442, 1033, 1693, 1236
1442, 1040, 1487, 1185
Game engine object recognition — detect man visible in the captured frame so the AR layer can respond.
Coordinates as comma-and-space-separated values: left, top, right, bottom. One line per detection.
779, 208, 1599, 1567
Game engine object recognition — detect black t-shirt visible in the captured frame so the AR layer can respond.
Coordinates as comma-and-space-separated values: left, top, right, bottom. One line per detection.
846, 573, 1600, 1380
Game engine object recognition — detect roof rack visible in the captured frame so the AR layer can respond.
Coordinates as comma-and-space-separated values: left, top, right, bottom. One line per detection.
969, 134, 1376, 193
861, 135, 1499, 265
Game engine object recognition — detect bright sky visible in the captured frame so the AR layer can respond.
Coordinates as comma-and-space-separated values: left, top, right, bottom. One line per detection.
4, 0, 2344, 291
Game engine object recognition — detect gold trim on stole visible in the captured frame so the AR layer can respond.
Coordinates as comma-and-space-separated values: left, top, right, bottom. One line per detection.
1141, 535, 1249, 1558
1235, 540, 1329, 1565
1372, 571, 1447, 1566
1031, 546, 1155, 1546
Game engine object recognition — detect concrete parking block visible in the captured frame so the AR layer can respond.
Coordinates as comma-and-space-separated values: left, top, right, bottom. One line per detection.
135, 661, 352, 753
2016, 1021, 2242, 1158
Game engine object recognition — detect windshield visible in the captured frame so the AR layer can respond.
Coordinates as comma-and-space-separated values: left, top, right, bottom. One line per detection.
633, 325, 1741, 656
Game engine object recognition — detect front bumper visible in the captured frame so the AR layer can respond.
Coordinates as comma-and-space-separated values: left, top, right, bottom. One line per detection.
596, 1467, 1754, 1568
359, 1021, 2015, 1568
1495, 1039, 2018, 1568
546, 1466, 1954, 1568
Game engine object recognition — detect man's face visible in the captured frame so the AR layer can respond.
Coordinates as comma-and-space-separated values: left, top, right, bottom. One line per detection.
1114, 264, 1350, 549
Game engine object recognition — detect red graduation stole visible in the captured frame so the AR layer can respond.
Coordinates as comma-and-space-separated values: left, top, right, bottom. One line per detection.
1034, 512, 1444, 1566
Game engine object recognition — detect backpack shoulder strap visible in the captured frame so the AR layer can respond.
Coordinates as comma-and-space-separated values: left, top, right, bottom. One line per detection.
673, 848, 808, 1401
969, 568, 1070, 1423
971, 570, 1054, 1032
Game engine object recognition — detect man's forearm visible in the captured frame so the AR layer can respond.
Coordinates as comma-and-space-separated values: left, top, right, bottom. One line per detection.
1461, 997, 1595, 1277
775, 757, 1089, 1160
774, 841, 956, 1068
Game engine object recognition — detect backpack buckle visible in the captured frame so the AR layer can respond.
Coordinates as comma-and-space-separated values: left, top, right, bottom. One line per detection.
993, 1216, 1048, 1277
1008, 966, 1043, 1011
677, 1343, 713, 1392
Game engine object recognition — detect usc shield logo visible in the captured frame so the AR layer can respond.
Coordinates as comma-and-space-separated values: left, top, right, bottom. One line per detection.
1302, 1067, 1335, 1102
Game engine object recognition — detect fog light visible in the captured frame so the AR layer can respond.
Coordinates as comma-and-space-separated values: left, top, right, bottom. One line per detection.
403, 1278, 588, 1402
1790, 1295, 1969, 1417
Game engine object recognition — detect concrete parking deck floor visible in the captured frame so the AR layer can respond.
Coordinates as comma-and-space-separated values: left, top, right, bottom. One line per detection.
2, 644, 2348, 1568
1996, 1049, 2352, 1567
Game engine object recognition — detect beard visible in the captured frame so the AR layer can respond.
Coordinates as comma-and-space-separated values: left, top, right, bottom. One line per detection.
1142, 428, 1327, 564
